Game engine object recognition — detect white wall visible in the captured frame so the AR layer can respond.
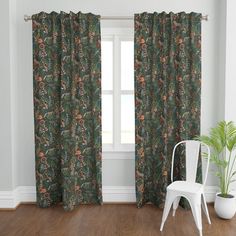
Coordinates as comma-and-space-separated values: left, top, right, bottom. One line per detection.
0, 0, 18, 190
225, 0, 236, 123
0, 0, 13, 190
225, 0, 236, 190
1, 0, 226, 191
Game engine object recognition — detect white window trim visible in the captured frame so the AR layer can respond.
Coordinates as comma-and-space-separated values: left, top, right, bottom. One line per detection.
102, 28, 135, 153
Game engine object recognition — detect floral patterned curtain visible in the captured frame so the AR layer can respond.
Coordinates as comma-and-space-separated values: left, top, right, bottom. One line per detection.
32, 11, 102, 211
135, 12, 202, 208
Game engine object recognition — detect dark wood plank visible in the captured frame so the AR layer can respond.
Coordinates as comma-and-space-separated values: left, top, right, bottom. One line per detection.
0, 204, 235, 236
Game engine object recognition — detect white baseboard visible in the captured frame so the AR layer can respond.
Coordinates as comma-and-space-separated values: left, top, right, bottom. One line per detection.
0, 186, 36, 209
16, 186, 36, 203
0, 185, 218, 209
0, 189, 17, 208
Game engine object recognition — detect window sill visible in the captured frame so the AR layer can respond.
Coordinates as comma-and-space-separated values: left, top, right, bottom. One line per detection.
102, 149, 135, 153
102, 144, 135, 153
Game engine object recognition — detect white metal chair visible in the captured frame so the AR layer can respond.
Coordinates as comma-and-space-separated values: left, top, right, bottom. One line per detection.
160, 140, 211, 236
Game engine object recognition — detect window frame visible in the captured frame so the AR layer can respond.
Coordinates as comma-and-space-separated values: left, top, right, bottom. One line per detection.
101, 27, 135, 153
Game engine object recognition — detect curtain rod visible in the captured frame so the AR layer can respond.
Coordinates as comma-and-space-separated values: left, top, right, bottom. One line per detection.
24, 14, 208, 22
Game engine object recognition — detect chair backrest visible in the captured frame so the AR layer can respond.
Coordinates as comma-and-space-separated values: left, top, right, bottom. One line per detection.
170, 140, 210, 186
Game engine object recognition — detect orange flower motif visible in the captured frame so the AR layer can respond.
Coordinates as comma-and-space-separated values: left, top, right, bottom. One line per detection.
39, 188, 47, 193
38, 151, 45, 158
178, 38, 183, 44
76, 114, 83, 120
75, 76, 82, 83
75, 37, 81, 45
38, 38, 43, 44
138, 76, 145, 83
138, 147, 144, 158
162, 95, 167, 101
138, 184, 144, 193
139, 115, 145, 121
75, 185, 80, 191
140, 38, 145, 44
75, 149, 81, 156
36, 76, 43, 82
37, 115, 43, 120
177, 76, 182, 82
163, 170, 168, 176
160, 57, 166, 63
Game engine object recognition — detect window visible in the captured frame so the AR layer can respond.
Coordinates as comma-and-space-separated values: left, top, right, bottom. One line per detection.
120, 41, 134, 144
101, 41, 113, 144
101, 28, 134, 152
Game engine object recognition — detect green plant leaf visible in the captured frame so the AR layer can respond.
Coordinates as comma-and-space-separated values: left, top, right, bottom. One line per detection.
198, 121, 236, 196
195, 135, 213, 147
225, 121, 236, 151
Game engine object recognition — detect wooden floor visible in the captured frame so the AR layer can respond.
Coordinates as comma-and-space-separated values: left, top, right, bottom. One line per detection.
0, 204, 235, 236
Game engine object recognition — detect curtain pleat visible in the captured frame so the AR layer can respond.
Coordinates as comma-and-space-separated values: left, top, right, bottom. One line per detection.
135, 12, 202, 208
32, 11, 102, 211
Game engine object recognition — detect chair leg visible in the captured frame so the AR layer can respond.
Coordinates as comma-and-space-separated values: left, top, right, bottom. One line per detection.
191, 201, 202, 236
160, 191, 175, 231
172, 196, 181, 216
201, 193, 211, 224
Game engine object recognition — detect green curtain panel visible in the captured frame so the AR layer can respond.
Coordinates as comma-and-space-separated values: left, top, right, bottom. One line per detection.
135, 12, 202, 208
32, 11, 102, 211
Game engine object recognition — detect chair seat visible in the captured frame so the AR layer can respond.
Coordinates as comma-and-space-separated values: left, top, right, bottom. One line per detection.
167, 181, 203, 194
160, 141, 211, 236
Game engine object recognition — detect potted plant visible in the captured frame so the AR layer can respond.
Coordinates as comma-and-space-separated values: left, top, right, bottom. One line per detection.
197, 121, 236, 219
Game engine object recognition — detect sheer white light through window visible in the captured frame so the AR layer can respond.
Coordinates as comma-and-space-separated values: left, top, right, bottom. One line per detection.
101, 41, 113, 90
101, 41, 113, 144
121, 94, 134, 143
102, 35, 135, 150
121, 41, 134, 91
121, 41, 134, 143
102, 94, 113, 144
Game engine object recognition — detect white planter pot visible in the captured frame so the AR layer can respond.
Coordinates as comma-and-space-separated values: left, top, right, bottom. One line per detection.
214, 193, 236, 219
